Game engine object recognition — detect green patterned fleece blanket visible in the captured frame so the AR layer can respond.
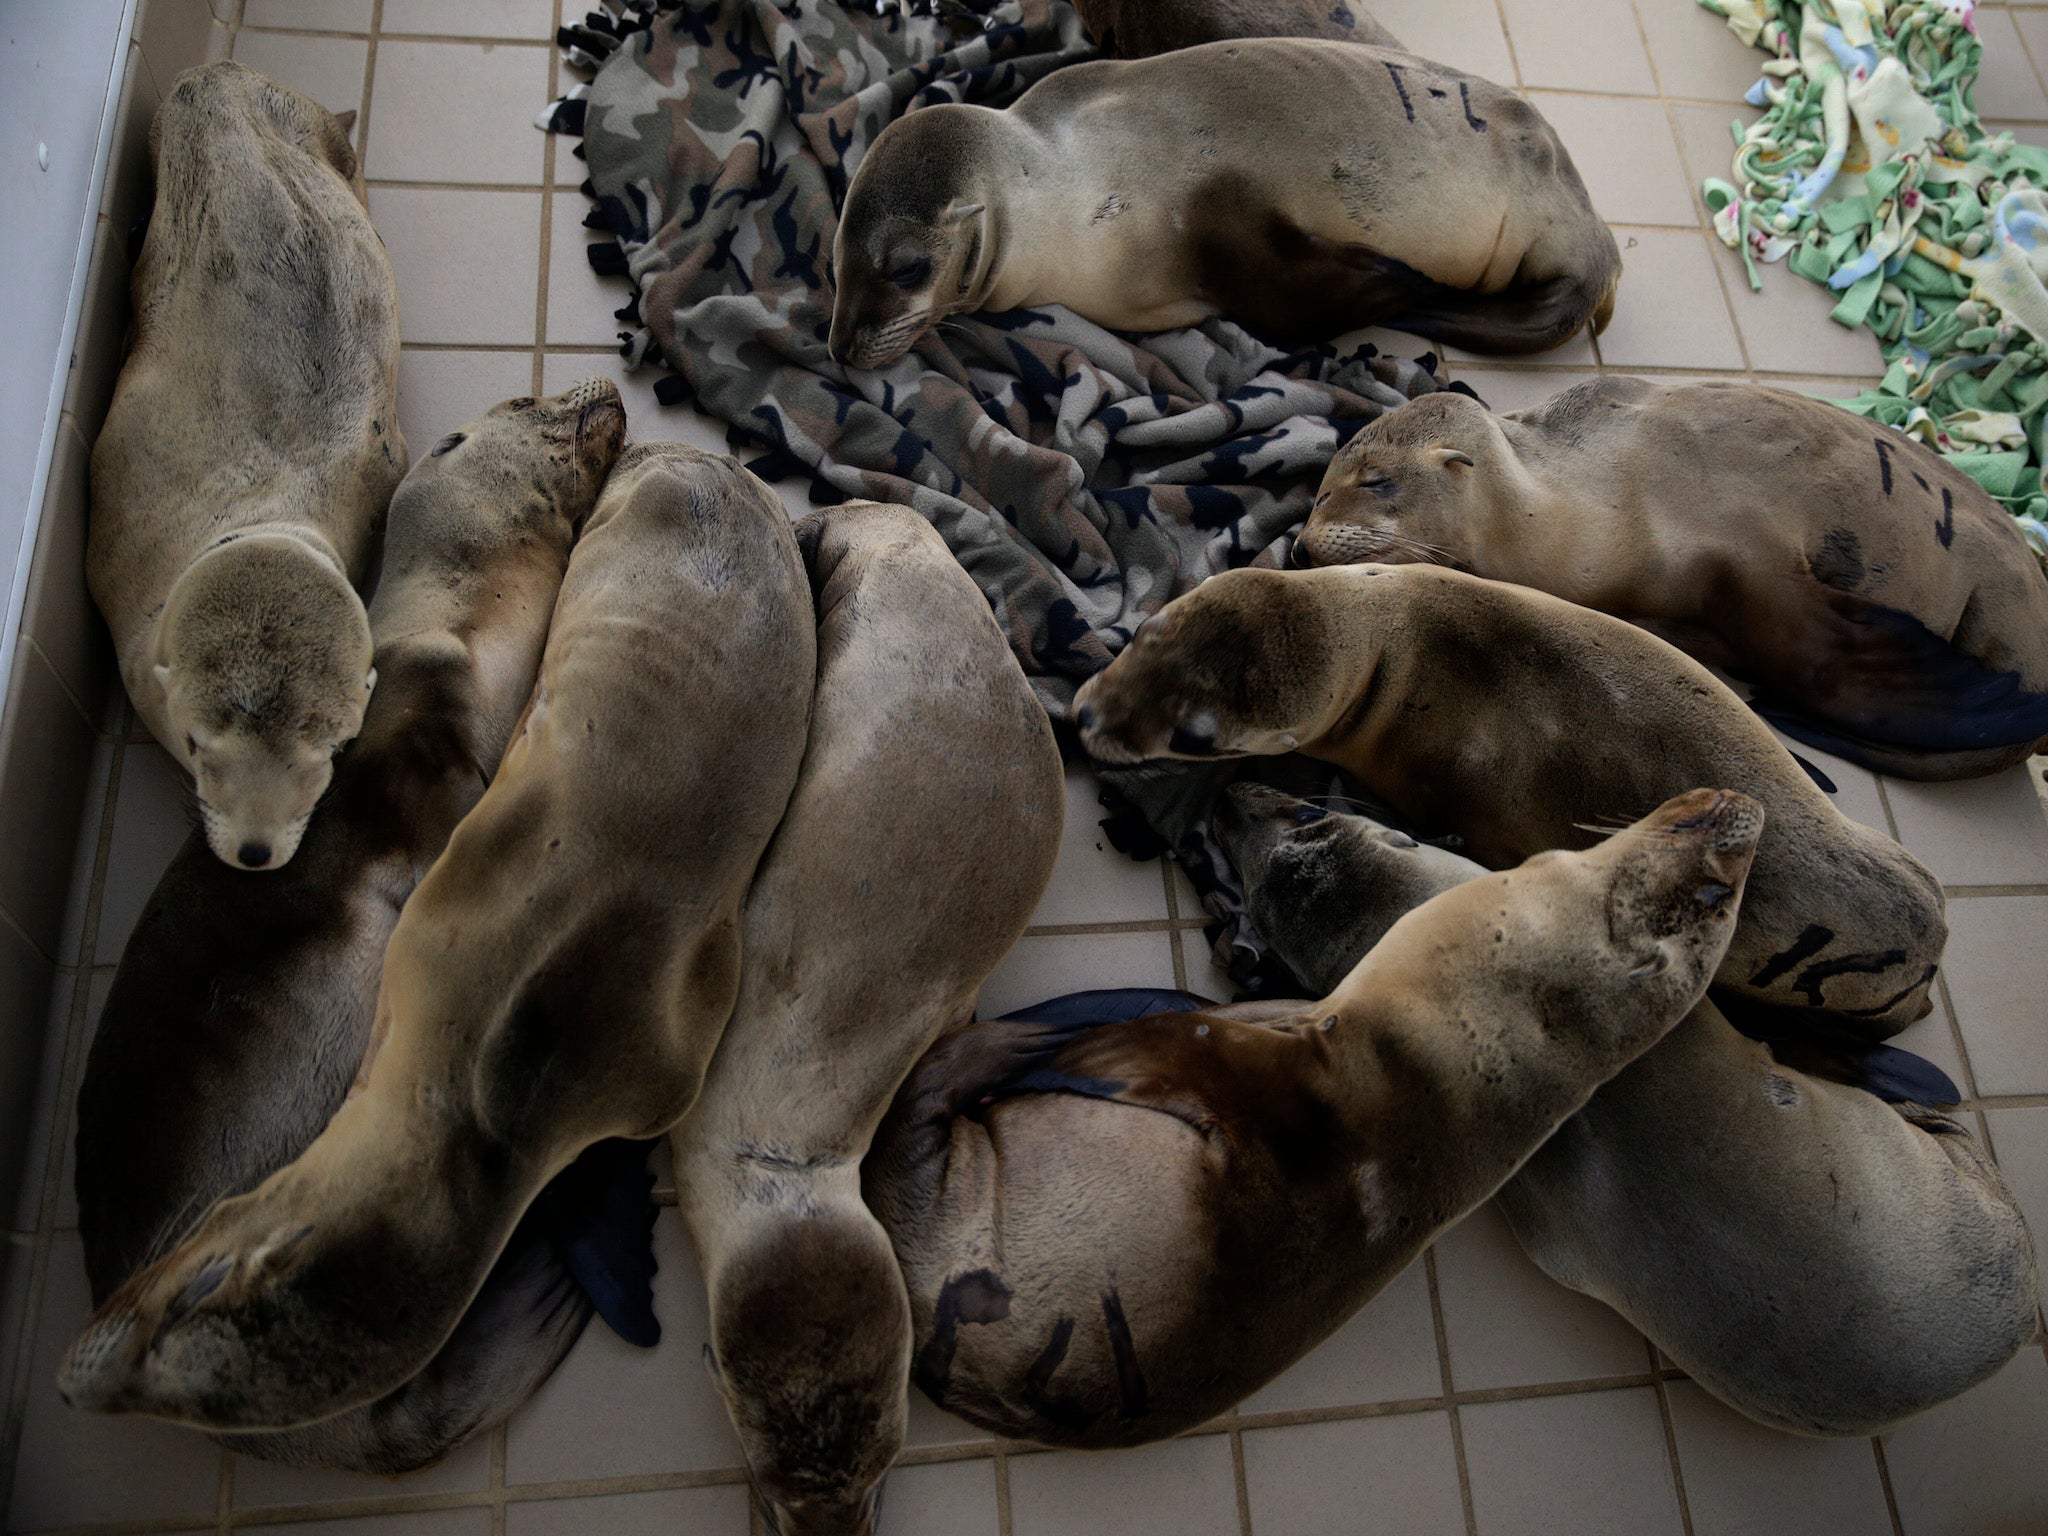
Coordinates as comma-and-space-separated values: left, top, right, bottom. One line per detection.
1700, 0, 2048, 558
546, 0, 1448, 984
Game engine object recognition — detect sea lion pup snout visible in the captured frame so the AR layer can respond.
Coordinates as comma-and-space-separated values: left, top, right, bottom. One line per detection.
157, 541, 377, 871
828, 107, 997, 371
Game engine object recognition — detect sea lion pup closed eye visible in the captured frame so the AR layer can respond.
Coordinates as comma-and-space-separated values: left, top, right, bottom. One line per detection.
827, 40, 1618, 370
864, 789, 1759, 1446
57, 443, 816, 1432
71, 382, 629, 1472
1073, 0, 1401, 56
1298, 378, 2048, 779
672, 504, 1062, 1536
89, 61, 405, 870
1073, 563, 1947, 1033
1223, 783, 2040, 1437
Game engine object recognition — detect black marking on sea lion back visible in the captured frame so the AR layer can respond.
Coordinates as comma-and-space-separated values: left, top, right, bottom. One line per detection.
915, 1268, 1012, 1395
1101, 1288, 1148, 1421
1874, 436, 1897, 495
1811, 528, 1865, 591
1936, 487, 1955, 549
1021, 1316, 1099, 1433
1459, 82, 1487, 131
1791, 947, 1910, 1009
1749, 923, 1835, 988
1382, 60, 1415, 121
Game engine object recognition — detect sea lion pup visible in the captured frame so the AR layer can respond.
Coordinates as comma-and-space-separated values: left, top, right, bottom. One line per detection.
71, 383, 632, 1471
672, 504, 1062, 1536
1225, 784, 2040, 1437
828, 40, 1618, 371
89, 61, 405, 869
57, 443, 816, 1432
1073, 564, 1947, 1033
863, 789, 1760, 1446
1297, 379, 2048, 779
1073, 0, 1401, 55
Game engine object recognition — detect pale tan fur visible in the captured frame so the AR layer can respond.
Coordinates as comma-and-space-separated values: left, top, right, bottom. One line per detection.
1298, 379, 2048, 778
88, 62, 405, 869
673, 504, 1061, 1536
58, 445, 815, 1432
865, 791, 1759, 1446
1074, 563, 1948, 1031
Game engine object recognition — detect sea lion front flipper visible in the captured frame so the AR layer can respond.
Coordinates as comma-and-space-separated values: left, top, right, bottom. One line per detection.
1749, 585, 2048, 777
521, 1137, 662, 1348
998, 989, 1216, 1025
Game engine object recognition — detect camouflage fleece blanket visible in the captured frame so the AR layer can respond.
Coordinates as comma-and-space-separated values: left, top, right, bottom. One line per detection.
546, 0, 1449, 985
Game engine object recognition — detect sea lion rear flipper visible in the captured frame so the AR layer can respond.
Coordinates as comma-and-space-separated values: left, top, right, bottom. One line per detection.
1749, 586, 2048, 777
522, 1137, 662, 1348
1717, 996, 1962, 1106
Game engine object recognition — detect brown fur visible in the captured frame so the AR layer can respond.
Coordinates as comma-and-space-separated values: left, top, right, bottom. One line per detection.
71, 383, 623, 1470
829, 41, 1619, 370
865, 791, 1759, 1446
58, 444, 815, 1431
1074, 564, 1947, 1032
672, 505, 1061, 1535
1073, 0, 1401, 55
1228, 786, 2039, 1436
1298, 380, 2048, 778
89, 62, 405, 867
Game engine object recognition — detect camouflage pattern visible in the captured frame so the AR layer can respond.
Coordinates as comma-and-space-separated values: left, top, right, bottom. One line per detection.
574, 0, 1447, 717
566, 0, 1449, 985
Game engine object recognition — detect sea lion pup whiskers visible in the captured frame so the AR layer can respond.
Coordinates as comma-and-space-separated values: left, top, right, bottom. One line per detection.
90, 61, 406, 869
828, 40, 1618, 371
1223, 784, 2040, 1437
71, 382, 628, 1472
1298, 378, 2048, 779
1073, 0, 1401, 56
864, 789, 1760, 1446
673, 504, 1062, 1536
1073, 564, 1947, 1033
57, 443, 816, 1431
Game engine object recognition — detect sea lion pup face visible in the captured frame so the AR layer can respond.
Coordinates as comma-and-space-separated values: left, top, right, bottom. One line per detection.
155, 543, 376, 871
411, 377, 627, 503
1074, 568, 1334, 765
1296, 392, 1496, 570
828, 106, 997, 370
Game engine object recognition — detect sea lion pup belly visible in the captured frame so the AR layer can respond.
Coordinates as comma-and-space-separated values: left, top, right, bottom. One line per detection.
1074, 0, 1401, 55
672, 504, 1061, 1536
1297, 379, 2048, 779
1073, 563, 1947, 1033
71, 383, 628, 1472
89, 61, 406, 869
827, 40, 1618, 370
1225, 784, 2039, 1438
864, 789, 1759, 1446
58, 443, 816, 1432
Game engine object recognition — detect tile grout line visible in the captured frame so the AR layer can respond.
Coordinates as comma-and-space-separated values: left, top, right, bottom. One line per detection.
533, 0, 567, 395
2004, 2, 2048, 109
1643, 1340, 1698, 1536
353, 0, 387, 179
1227, 1411, 1253, 1536
1870, 1435, 1909, 1536
1161, 857, 1190, 991
232, 26, 554, 47
1422, 1248, 1480, 1536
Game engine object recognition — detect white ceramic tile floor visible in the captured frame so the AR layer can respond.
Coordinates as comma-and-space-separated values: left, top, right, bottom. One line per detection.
6, 3, 2048, 1535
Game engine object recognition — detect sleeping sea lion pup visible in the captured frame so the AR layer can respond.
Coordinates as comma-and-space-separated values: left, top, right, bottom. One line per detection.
1226, 784, 2040, 1437
89, 61, 405, 869
864, 789, 1759, 1445
57, 443, 816, 1431
1298, 378, 2048, 778
1073, 0, 1401, 55
828, 40, 1618, 370
72, 382, 631, 1472
1073, 563, 1947, 1032
673, 504, 1061, 1536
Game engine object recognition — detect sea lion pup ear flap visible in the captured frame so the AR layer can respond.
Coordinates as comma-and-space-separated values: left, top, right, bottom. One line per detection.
943, 201, 985, 223
1432, 449, 1475, 470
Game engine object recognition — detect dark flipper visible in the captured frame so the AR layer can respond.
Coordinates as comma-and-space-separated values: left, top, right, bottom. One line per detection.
524, 1137, 663, 1348
999, 989, 1215, 1025
1719, 995, 1962, 1107
1748, 587, 2048, 780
